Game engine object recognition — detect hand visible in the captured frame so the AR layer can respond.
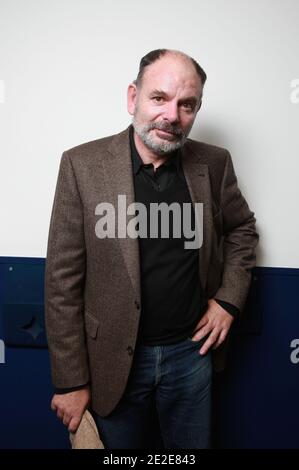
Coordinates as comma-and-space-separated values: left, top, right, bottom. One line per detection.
51, 385, 91, 433
190, 299, 234, 355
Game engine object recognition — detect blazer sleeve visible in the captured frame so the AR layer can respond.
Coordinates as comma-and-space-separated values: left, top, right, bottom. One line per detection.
213, 150, 259, 312
44, 151, 90, 389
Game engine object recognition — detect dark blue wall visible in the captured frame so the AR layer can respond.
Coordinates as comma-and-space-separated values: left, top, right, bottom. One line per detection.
215, 267, 299, 448
0, 257, 70, 449
0, 257, 298, 449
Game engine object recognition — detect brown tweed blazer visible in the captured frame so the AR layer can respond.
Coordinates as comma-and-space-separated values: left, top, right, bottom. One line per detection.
44, 125, 258, 417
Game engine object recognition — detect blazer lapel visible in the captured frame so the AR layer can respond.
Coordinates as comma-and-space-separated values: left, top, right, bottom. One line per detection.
180, 142, 213, 292
101, 126, 141, 301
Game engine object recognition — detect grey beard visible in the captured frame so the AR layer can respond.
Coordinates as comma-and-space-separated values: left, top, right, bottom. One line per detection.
132, 118, 188, 155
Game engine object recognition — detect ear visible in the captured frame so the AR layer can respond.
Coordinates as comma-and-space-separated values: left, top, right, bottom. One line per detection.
127, 82, 138, 115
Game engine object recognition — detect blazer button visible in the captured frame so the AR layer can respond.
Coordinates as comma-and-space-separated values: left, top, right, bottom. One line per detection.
134, 300, 140, 310
127, 346, 134, 356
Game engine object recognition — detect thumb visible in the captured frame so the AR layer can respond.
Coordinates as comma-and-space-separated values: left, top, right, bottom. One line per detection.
197, 314, 209, 329
68, 414, 82, 434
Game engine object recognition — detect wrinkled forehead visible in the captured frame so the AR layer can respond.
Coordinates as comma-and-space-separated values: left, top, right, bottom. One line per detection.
140, 56, 202, 97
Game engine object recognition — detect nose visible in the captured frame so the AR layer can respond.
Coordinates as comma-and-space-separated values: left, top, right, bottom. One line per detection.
163, 102, 179, 124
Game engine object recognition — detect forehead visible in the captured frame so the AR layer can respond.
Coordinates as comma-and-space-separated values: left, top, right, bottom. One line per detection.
141, 55, 201, 96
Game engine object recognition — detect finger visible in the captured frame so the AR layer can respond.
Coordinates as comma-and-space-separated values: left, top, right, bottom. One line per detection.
56, 409, 64, 420
192, 324, 212, 342
51, 400, 57, 411
212, 329, 228, 349
68, 415, 82, 434
199, 330, 221, 355
63, 413, 71, 427
196, 315, 209, 329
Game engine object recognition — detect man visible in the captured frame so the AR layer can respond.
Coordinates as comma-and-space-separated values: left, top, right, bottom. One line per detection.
45, 49, 259, 449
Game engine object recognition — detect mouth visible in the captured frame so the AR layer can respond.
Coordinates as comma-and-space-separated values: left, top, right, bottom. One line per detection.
154, 128, 178, 139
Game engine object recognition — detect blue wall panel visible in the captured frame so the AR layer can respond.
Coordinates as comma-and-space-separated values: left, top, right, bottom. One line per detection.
215, 267, 299, 448
0, 258, 69, 449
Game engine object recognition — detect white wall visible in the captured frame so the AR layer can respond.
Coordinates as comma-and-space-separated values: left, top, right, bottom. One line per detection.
0, 0, 298, 267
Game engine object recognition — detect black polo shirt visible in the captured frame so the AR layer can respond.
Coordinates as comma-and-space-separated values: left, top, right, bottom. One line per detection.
129, 125, 207, 345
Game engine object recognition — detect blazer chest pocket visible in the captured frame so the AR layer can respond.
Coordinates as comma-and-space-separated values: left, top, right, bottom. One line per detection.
84, 311, 99, 340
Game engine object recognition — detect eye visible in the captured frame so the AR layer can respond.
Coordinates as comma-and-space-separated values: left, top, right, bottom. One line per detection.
182, 102, 194, 110
152, 96, 164, 102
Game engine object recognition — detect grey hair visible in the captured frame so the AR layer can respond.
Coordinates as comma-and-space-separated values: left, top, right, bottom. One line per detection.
133, 48, 207, 89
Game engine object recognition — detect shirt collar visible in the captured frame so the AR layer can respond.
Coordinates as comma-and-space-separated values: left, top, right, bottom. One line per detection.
129, 124, 181, 175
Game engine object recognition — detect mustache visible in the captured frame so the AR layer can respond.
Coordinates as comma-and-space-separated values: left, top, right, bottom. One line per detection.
147, 122, 184, 137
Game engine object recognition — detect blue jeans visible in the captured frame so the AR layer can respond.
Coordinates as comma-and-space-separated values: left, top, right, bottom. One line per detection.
92, 336, 212, 449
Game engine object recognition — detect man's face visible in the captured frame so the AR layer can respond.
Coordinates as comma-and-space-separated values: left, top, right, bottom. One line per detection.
127, 54, 203, 156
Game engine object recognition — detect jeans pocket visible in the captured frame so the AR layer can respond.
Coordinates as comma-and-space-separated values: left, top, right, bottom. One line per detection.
186, 335, 202, 343
186, 333, 208, 345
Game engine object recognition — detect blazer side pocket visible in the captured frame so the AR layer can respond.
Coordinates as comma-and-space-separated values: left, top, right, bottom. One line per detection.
84, 311, 99, 340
